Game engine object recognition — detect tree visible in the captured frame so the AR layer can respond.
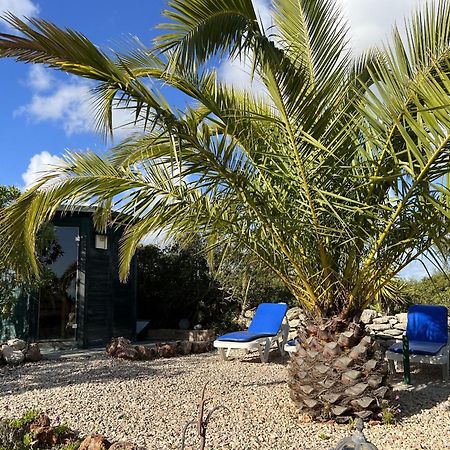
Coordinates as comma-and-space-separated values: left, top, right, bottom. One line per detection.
1, 0, 450, 420
0, 185, 62, 317
0, 186, 21, 316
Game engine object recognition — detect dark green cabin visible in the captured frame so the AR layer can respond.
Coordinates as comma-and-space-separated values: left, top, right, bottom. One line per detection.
0, 208, 137, 348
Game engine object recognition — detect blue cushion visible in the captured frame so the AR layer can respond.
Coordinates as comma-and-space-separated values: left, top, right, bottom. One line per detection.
406, 305, 448, 344
217, 302, 288, 342
247, 303, 288, 335
389, 340, 446, 356
217, 331, 276, 342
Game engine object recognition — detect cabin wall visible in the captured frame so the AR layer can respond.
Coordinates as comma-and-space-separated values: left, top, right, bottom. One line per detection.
65, 212, 136, 347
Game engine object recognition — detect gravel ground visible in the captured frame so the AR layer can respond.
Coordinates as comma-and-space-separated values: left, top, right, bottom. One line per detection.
0, 350, 449, 449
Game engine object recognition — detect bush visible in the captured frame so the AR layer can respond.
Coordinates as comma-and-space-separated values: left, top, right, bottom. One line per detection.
137, 241, 239, 331
402, 272, 450, 310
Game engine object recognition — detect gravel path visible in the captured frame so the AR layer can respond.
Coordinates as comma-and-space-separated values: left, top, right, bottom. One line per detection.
0, 351, 449, 449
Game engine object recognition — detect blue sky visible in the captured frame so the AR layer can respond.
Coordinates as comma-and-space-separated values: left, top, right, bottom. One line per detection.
0, 0, 431, 278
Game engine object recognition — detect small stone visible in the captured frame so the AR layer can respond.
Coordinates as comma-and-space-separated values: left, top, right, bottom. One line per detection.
7, 338, 26, 351
286, 307, 302, 321
79, 434, 111, 450
360, 309, 377, 324
373, 317, 389, 324
24, 343, 42, 362
1, 345, 24, 365
134, 345, 155, 360
395, 313, 408, 323
289, 319, 301, 328
367, 323, 390, 332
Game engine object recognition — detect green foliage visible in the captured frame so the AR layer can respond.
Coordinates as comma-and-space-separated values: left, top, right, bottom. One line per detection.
212, 248, 294, 313
0, 412, 79, 450
137, 240, 239, 330
402, 272, 450, 309
2, 1, 450, 320
7, 411, 40, 429
0, 185, 63, 319
379, 398, 401, 425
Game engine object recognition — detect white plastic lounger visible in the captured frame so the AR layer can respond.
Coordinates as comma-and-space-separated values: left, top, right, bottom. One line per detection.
385, 305, 449, 381
213, 302, 289, 363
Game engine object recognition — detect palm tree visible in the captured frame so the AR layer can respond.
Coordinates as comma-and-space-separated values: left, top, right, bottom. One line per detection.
2, 0, 450, 420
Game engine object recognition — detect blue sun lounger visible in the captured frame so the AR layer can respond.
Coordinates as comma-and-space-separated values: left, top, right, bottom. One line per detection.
213, 302, 289, 363
385, 304, 449, 380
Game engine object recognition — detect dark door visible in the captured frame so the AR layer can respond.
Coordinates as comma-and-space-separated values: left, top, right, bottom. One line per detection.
38, 226, 79, 341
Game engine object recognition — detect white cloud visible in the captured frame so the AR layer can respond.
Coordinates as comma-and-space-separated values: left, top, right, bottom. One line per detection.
27, 65, 53, 91
21, 151, 64, 190
16, 67, 141, 138
338, 0, 426, 54
220, 0, 426, 88
15, 79, 95, 135
0, 0, 39, 27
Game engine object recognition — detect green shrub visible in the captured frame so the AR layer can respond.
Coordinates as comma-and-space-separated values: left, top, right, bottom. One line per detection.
402, 272, 450, 309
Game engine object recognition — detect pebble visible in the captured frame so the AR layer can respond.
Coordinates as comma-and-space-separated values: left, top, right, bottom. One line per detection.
0, 352, 449, 449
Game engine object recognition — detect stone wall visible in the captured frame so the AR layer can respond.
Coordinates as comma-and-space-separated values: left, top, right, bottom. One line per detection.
243, 306, 450, 349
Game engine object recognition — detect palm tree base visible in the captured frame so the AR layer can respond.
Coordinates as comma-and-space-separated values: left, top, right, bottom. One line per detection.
288, 318, 391, 422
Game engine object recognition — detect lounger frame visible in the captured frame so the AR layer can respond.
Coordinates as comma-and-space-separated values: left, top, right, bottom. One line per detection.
385, 336, 449, 381
214, 322, 289, 363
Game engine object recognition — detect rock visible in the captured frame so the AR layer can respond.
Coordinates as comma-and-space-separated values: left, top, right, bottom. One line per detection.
79, 435, 111, 450
134, 345, 155, 361
7, 338, 26, 351
289, 319, 301, 328
394, 322, 406, 330
389, 318, 398, 326
177, 340, 192, 355
107, 337, 139, 360
116, 347, 138, 360
1, 345, 24, 365
24, 343, 42, 362
30, 414, 51, 430
360, 309, 377, 324
367, 323, 390, 332
372, 317, 389, 324
29, 414, 57, 446
395, 312, 408, 323
191, 341, 210, 354
286, 307, 302, 321
157, 343, 177, 358
243, 308, 256, 319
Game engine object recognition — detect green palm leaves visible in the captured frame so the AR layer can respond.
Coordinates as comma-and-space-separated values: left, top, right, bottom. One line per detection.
1, 0, 450, 318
